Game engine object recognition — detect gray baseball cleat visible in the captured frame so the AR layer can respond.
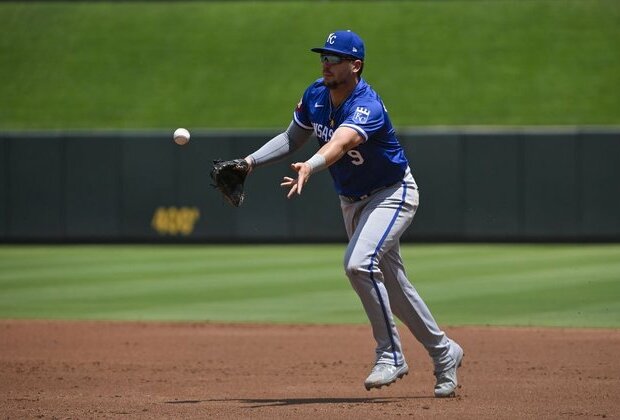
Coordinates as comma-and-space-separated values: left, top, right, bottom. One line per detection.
434, 342, 464, 397
364, 362, 409, 390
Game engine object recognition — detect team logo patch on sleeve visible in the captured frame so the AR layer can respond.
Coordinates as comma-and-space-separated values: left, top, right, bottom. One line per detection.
353, 107, 370, 124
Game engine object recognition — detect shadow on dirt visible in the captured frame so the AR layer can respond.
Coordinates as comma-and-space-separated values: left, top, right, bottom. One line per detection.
165, 396, 429, 407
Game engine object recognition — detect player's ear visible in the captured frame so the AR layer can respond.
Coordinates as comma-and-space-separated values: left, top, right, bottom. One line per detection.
354, 60, 364, 78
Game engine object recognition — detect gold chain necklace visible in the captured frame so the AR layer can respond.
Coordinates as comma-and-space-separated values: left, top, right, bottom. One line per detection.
329, 98, 343, 128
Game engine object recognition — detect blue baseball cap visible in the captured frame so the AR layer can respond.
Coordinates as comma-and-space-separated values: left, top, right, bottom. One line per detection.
311, 30, 365, 60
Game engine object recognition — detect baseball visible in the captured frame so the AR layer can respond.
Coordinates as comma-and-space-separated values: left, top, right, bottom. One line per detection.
173, 128, 190, 145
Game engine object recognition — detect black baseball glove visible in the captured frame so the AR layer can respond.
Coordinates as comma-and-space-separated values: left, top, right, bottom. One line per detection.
210, 158, 250, 207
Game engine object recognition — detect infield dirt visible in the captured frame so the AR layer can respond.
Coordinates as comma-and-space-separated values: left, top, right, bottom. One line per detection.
1, 321, 618, 419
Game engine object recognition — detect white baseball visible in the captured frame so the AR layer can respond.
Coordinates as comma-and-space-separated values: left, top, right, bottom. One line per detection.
173, 128, 190, 145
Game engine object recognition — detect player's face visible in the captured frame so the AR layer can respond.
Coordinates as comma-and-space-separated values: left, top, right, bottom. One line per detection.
321, 55, 360, 89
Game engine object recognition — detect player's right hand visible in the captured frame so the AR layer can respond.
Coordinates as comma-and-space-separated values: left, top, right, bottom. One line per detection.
281, 162, 312, 198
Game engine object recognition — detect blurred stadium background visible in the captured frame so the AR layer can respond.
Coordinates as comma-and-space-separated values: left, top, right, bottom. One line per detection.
0, 1, 619, 327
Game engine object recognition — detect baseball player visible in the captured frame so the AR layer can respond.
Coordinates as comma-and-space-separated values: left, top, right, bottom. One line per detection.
235, 30, 464, 396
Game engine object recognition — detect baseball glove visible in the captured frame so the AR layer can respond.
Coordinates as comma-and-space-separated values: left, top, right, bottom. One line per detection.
210, 158, 250, 207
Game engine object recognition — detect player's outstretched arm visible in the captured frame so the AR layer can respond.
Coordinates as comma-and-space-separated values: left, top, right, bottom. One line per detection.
244, 120, 312, 173
281, 126, 363, 198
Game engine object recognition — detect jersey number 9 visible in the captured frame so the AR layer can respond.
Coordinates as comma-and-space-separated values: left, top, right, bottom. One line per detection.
347, 150, 365, 165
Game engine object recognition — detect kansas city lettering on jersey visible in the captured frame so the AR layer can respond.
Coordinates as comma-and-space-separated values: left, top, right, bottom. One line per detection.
312, 122, 334, 142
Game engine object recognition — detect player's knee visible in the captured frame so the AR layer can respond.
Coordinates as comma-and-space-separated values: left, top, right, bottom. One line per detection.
343, 256, 369, 278
344, 262, 358, 277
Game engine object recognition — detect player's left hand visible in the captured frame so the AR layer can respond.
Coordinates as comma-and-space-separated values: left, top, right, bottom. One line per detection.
210, 158, 250, 207
281, 162, 312, 198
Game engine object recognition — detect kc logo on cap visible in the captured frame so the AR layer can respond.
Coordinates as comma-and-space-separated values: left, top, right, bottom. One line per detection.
311, 30, 365, 60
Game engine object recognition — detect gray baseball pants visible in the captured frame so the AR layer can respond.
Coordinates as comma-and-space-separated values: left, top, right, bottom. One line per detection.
341, 170, 458, 373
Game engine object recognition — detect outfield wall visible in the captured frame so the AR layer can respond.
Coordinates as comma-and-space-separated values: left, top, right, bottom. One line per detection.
1, 129, 619, 242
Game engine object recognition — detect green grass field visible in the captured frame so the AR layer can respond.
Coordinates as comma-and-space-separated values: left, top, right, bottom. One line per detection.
1, 244, 618, 328
1, 1, 619, 129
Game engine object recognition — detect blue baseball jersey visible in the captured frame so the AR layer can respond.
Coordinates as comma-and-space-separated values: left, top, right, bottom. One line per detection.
293, 78, 409, 197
